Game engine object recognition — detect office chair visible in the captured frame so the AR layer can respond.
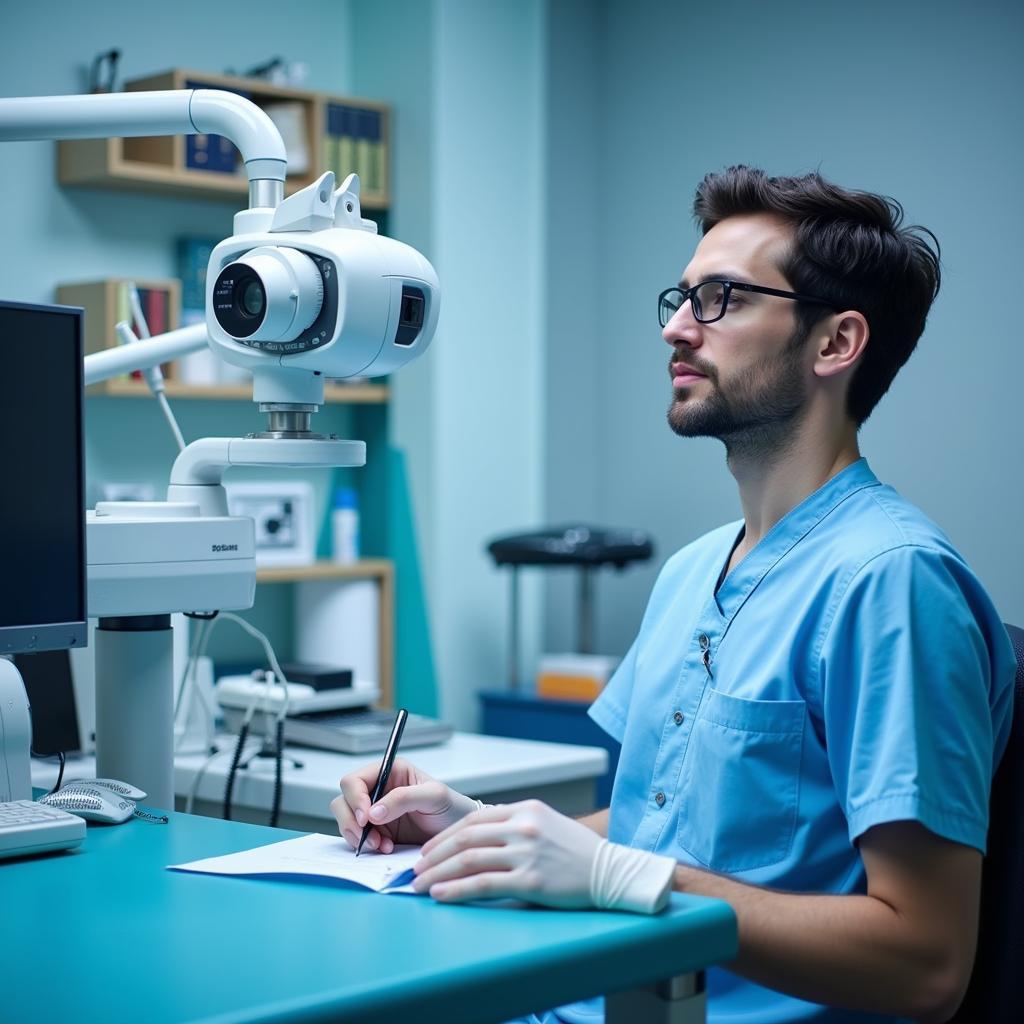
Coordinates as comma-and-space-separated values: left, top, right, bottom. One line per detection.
950, 622, 1024, 1023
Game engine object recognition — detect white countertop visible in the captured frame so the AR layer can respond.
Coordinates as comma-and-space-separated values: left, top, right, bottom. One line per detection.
33, 732, 608, 823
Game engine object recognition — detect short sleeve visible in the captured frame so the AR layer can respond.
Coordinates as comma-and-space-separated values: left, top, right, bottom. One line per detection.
588, 637, 637, 744
818, 544, 1013, 853
586, 545, 695, 744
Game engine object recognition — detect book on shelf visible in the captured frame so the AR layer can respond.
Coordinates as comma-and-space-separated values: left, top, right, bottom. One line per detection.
115, 282, 131, 333
324, 132, 342, 188
338, 105, 357, 183
356, 108, 382, 194
325, 103, 384, 194
130, 284, 172, 378
124, 284, 170, 337
104, 281, 175, 380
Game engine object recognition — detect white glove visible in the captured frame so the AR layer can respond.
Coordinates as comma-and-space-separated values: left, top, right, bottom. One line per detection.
413, 799, 676, 913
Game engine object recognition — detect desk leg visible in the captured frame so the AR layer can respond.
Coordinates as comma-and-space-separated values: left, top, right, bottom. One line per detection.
605, 971, 706, 1024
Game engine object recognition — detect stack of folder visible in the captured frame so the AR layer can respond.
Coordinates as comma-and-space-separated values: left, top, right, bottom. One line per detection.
325, 104, 385, 194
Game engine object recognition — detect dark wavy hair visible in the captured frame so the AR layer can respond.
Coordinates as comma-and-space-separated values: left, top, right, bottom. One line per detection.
693, 166, 941, 426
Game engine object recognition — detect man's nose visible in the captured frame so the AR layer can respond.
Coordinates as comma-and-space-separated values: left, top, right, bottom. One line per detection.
662, 301, 702, 348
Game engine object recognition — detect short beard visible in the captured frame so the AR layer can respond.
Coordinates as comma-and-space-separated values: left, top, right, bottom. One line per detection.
667, 321, 810, 462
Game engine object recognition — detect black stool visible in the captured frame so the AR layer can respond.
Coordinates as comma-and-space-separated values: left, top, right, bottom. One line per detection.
487, 524, 653, 690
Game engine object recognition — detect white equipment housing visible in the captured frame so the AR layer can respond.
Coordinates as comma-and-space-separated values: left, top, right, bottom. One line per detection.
215, 674, 381, 714
207, 171, 440, 409
87, 502, 256, 617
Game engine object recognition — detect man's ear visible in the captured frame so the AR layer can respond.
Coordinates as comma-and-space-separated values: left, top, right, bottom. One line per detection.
814, 311, 869, 379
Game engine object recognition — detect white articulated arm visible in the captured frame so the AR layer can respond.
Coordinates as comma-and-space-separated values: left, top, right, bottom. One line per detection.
83, 323, 210, 386
168, 437, 367, 516
0, 90, 286, 206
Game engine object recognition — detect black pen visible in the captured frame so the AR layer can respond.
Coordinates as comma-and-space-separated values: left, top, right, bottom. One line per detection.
356, 708, 408, 856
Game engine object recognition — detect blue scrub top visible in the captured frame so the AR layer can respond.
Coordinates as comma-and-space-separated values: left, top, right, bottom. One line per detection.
582, 458, 1016, 1024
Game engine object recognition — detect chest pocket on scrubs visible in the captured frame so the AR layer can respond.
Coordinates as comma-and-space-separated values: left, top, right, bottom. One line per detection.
677, 687, 806, 873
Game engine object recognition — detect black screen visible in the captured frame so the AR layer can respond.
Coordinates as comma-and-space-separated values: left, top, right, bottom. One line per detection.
13, 650, 82, 754
0, 302, 86, 651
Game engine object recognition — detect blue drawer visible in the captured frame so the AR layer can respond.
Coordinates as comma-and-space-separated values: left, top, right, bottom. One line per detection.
479, 691, 620, 806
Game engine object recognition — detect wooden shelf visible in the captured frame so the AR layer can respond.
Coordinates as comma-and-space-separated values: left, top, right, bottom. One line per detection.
57, 278, 180, 356
255, 559, 392, 583
58, 68, 390, 209
90, 379, 389, 403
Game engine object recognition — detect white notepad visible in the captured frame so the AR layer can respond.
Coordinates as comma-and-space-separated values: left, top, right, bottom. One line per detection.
169, 833, 422, 894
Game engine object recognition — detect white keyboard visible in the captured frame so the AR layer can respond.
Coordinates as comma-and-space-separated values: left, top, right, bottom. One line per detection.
0, 799, 86, 860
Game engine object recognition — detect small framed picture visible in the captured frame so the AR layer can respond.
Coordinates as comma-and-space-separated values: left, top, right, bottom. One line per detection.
225, 480, 316, 566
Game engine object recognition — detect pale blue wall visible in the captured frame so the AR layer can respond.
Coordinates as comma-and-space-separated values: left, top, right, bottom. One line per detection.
431, 0, 547, 726
350, 0, 442, 709
540, 0, 604, 650
353, 0, 549, 728
5, 1, 1021, 725
351, 0, 437, 574
579, 0, 1024, 655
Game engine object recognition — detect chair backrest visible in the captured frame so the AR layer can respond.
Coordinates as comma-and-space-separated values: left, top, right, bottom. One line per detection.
951, 623, 1024, 1023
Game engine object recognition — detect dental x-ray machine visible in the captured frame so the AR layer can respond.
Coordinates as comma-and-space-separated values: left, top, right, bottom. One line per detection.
0, 88, 439, 808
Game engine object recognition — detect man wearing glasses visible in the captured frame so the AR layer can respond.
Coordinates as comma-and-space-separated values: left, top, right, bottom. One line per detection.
333, 167, 1016, 1023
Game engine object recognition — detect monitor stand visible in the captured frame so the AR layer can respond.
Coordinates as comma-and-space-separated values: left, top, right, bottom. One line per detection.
0, 659, 31, 801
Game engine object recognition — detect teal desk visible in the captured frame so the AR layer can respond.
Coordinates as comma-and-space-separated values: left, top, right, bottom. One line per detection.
1, 812, 737, 1023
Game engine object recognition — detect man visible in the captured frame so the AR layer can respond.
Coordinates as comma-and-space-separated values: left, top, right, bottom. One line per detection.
331, 167, 1016, 1023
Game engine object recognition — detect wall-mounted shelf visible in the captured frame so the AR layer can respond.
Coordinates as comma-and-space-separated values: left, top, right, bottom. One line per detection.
256, 559, 394, 708
57, 277, 183, 392
58, 68, 390, 209
255, 559, 393, 583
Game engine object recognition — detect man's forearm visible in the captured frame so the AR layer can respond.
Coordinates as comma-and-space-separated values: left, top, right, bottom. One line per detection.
674, 865, 958, 1022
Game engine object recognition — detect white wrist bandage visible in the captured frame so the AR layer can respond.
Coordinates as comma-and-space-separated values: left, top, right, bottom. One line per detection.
589, 839, 676, 914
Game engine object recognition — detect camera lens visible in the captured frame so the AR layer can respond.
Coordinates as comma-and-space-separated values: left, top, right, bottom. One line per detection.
213, 247, 323, 344
213, 265, 266, 339
237, 278, 265, 319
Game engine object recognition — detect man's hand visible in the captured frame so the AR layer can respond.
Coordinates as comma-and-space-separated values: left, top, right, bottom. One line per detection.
412, 799, 603, 907
330, 757, 478, 852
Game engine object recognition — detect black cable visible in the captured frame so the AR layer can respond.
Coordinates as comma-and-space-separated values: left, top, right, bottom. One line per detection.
223, 721, 249, 821
31, 749, 66, 795
184, 610, 220, 621
270, 717, 284, 828
133, 807, 170, 824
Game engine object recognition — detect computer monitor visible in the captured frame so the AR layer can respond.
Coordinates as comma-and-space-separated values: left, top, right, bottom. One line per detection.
0, 300, 87, 656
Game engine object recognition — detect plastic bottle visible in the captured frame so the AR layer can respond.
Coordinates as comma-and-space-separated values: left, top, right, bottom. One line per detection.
331, 487, 360, 564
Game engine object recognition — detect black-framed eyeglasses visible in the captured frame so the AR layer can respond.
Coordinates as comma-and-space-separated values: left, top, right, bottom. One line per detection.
658, 279, 837, 327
